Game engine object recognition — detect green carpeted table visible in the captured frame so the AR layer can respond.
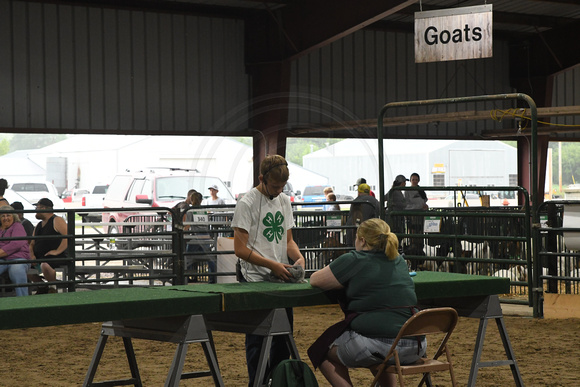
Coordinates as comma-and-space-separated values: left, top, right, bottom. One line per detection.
0, 271, 509, 330
0, 272, 522, 387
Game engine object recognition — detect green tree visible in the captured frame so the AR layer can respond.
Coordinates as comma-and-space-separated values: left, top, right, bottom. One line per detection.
233, 137, 341, 166
551, 142, 580, 186
0, 139, 9, 156
9, 134, 67, 152
233, 137, 252, 146
286, 138, 341, 166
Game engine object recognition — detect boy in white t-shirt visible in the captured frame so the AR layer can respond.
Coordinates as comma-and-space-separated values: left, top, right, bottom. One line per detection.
231, 154, 305, 385
204, 184, 225, 206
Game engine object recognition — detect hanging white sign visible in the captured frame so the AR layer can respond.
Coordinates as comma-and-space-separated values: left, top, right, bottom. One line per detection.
415, 5, 492, 63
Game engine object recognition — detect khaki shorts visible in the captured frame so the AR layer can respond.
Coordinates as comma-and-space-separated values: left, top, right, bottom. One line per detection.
332, 330, 427, 368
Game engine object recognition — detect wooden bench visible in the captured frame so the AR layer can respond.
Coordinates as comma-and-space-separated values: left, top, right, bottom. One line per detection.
73, 265, 163, 288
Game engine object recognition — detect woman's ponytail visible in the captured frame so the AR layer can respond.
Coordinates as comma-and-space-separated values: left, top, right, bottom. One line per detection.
384, 232, 399, 260
357, 218, 399, 260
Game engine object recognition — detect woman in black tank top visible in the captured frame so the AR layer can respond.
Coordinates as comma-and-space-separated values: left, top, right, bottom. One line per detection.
0, 178, 8, 206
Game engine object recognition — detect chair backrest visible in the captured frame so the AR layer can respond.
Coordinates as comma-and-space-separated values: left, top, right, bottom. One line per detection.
369, 307, 459, 387
397, 307, 458, 339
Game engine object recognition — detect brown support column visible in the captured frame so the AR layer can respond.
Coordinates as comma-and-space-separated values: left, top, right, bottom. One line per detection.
513, 69, 553, 207
249, 62, 291, 186
517, 138, 530, 205
537, 136, 549, 205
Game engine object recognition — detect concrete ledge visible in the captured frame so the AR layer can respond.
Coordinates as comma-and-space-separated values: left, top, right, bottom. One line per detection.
501, 303, 533, 317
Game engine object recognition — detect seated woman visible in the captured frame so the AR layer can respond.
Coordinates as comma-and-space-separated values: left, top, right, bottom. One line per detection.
0, 205, 31, 296
309, 218, 425, 387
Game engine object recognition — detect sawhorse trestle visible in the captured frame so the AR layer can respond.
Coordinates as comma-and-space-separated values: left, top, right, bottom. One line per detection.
204, 308, 300, 387
424, 294, 524, 387
83, 314, 224, 387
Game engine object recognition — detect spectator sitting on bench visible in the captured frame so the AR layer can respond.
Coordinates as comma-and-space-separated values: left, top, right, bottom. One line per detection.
10, 201, 34, 237
0, 178, 9, 206
29, 198, 68, 294
11, 201, 43, 287
0, 205, 31, 297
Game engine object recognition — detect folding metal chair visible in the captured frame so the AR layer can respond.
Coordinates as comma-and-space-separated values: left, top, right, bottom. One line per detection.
369, 307, 458, 387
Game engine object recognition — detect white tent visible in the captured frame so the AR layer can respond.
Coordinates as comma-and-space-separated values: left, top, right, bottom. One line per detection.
6, 135, 326, 197
0, 150, 46, 184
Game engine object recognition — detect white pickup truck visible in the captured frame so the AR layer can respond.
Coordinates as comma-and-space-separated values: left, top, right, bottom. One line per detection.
80, 184, 109, 222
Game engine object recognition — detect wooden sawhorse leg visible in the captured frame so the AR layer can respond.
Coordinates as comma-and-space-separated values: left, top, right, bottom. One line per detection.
83, 333, 143, 387
83, 315, 224, 387
423, 295, 524, 387
205, 308, 299, 387
165, 331, 222, 387
468, 312, 524, 386
253, 328, 300, 387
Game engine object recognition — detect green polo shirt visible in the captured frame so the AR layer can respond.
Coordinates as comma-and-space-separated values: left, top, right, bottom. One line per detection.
329, 250, 417, 338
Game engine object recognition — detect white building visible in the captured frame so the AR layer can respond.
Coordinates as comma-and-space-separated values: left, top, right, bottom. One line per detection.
0, 135, 326, 197
1, 136, 517, 198
303, 139, 518, 195
0, 150, 46, 184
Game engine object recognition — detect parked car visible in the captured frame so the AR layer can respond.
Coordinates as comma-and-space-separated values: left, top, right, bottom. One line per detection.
78, 184, 109, 222
102, 168, 234, 232
61, 188, 90, 205
10, 182, 65, 209
283, 182, 296, 202
82, 184, 109, 207
300, 185, 329, 210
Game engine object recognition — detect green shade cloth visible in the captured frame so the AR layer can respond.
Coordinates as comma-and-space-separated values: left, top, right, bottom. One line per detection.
0, 271, 509, 330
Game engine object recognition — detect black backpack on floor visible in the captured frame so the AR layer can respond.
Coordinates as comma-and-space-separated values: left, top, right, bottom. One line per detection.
267, 359, 319, 387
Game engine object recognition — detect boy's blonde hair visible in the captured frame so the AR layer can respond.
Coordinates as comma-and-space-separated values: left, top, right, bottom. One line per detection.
260, 154, 289, 183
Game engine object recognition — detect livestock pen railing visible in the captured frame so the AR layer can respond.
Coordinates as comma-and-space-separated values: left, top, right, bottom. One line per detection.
0, 204, 350, 293
387, 186, 533, 307
0, 193, 544, 311
533, 200, 580, 317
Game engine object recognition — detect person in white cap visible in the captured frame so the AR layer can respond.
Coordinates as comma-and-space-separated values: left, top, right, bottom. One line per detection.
205, 184, 225, 205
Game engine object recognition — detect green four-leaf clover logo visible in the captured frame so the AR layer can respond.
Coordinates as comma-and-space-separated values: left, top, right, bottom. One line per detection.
263, 211, 285, 243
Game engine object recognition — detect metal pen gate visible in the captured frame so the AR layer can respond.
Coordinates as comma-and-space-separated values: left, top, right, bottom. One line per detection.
388, 186, 532, 305
377, 93, 540, 315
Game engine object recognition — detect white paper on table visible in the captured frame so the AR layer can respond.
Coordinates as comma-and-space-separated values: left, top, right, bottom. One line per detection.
216, 237, 237, 283
563, 204, 580, 250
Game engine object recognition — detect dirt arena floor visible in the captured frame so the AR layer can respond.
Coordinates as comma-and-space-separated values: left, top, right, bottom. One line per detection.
1, 304, 579, 386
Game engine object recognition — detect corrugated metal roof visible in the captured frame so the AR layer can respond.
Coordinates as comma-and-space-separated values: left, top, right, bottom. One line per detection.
146, 0, 580, 37
83, 0, 580, 34
379, 0, 580, 36
6, 0, 580, 141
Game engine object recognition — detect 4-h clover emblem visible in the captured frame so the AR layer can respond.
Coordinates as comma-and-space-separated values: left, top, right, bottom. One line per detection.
263, 211, 285, 243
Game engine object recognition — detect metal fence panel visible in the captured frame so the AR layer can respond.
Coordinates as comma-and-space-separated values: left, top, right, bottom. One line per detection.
0, 194, 537, 306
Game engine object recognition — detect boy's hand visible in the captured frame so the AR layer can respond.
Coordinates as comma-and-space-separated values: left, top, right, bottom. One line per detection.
270, 261, 292, 281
